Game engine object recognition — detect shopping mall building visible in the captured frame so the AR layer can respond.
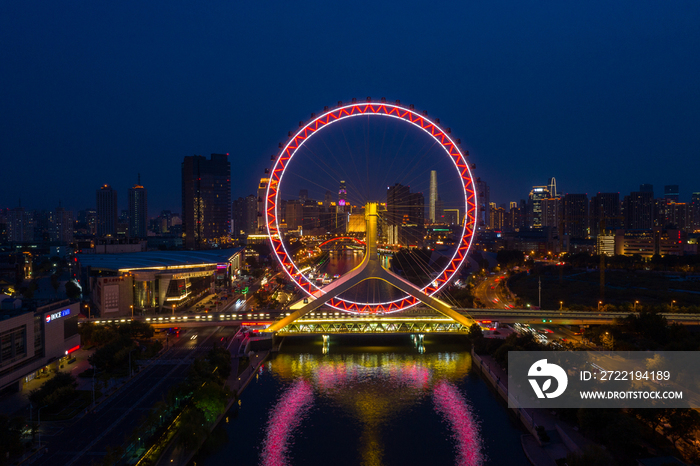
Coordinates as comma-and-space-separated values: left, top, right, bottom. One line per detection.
77, 248, 244, 317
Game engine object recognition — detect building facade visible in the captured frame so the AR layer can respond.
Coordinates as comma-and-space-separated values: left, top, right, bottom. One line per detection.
182, 154, 232, 249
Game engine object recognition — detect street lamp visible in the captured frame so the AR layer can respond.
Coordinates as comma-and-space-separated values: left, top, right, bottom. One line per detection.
598, 301, 602, 311
130, 305, 134, 319
634, 300, 639, 312
559, 301, 563, 311
671, 300, 676, 311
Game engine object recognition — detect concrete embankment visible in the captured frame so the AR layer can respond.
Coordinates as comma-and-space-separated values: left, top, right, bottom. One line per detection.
471, 348, 592, 466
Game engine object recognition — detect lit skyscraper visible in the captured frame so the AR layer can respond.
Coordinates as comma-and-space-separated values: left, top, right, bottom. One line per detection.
182, 154, 232, 249
429, 170, 437, 223
128, 174, 148, 238
338, 180, 347, 210
527, 185, 551, 229
257, 178, 269, 232
563, 194, 589, 239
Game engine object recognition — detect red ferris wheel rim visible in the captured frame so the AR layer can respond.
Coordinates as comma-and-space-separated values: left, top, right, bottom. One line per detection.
265, 102, 477, 314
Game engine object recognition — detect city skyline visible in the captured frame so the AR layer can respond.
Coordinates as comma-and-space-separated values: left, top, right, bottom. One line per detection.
2, 2, 700, 213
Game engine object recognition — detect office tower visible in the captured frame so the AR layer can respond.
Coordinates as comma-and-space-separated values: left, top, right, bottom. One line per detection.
489, 206, 505, 230
233, 195, 258, 237
623, 191, 654, 230
7, 205, 33, 243
429, 170, 437, 223
302, 199, 320, 231
128, 175, 148, 238
692, 193, 700, 231
387, 184, 424, 245
338, 181, 348, 211
34, 210, 51, 242
547, 177, 558, 198
639, 184, 654, 194
96, 184, 118, 237
257, 178, 269, 232
285, 200, 304, 231
182, 154, 232, 249
563, 194, 589, 239
668, 202, 690, 231
590, 193, 621, 236
324, 191, 333, 212
51, 202, 73, 244
664, 185, 680, 203
541, 197, 561, 230
475, 178, 489, 228
509, 201, 518, 210
528, 186, 551, 229
299, 189, 309, 201
444, 209, 460, 225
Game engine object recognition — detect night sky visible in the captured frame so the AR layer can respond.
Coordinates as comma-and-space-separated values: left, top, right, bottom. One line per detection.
2, 1, 699, 215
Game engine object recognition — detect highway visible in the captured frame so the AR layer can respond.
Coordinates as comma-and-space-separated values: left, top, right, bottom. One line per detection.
473, 273, 516, 309
34, 325, 240, 466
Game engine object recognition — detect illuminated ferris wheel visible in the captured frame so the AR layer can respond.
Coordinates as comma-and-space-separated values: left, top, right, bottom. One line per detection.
265, 100, 478, 314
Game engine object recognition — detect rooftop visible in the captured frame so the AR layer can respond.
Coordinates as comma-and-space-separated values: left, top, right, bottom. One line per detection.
77, 248, 243, 272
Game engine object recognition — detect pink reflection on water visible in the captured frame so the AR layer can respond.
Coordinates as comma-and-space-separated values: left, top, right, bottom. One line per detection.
260, 379, 314, 466
433, 380, 483, 466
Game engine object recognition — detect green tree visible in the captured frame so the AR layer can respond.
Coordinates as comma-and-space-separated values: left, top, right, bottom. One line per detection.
65, 281, 81, 300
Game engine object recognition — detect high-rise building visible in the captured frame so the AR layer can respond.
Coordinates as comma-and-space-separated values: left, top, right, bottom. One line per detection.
664, 185, 680, 203
563, 194, 589, 239
692, 193, 700, 231
299, 189, 309, 201
589, 193, 621, 236
338, 181, 348, 211
128, 175, 148, 238
302, 199, 320, 231
475, 179, 489, 228
386, 183, 424, 246
489, 206, 505, 231
527, 186, 551, 229
429, 170, 437, 223
623, 191, 654, 230
232, 195, 258, 237
444, 209, 460, 225
96, 184, 118, 237
182, 154, 232, 249
6, 206, 33, 243
668, 202, 690, 231
51, 202, 73, 244
541, 197, 561, 230
257, 178, 269, 232
285, 200, 304, 232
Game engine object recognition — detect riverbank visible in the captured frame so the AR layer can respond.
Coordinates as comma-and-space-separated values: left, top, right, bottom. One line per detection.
471, 347, 593, 466
152, 348, 270, 466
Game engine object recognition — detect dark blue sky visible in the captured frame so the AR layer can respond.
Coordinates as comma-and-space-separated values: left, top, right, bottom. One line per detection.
2, 1, 699, 215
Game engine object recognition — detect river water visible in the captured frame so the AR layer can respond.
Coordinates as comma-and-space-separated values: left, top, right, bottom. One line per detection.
199, 336, 529, 466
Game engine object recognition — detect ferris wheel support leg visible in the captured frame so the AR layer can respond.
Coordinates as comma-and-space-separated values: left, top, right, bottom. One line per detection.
375, 268, 475, 328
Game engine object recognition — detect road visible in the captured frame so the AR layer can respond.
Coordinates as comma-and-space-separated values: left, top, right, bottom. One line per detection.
34, 325, 240, 466
473, 273, 515, 309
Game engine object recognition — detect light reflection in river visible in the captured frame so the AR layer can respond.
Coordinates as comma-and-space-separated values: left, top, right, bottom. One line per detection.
260, 352, 483, 466
260, 379, 314, 466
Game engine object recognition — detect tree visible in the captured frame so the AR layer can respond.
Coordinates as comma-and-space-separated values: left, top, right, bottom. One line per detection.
467, 323, 483, 341
666, 408, 700, 447
65, 281, 81, 300
50, 273, 61, 296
